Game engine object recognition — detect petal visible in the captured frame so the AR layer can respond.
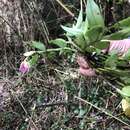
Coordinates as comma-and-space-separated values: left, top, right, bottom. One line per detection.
79, 67, 96, 77
19, 61, 30, 74
77, 56, 89, 69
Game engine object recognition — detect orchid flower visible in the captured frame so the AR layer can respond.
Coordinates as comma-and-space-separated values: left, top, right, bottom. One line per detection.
19, 60, 30, 74
77, 38, 130, 77
77, 56, 96, 77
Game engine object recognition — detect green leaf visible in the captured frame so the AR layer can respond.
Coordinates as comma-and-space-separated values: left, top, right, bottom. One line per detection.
86, 0, 104, 28
31, 41, 46, 51
113, 17, 130, 29
121, 77, 130, 84
49, 38, 67, 48
95, 41, 109, 50
28, 54, 38, 66
123, 49, 130, 60
85, 25, 104, 43
120, 86, 130, 97
61, 25, 82, 36
61, 1, 84, 37
104, 28, 130, 40
83, 19, 89, 34
102, 68, 130, 77
78, 109, 86, 118
105, 53, 118, 69
74, 34, 86, 51
75, 0, 83, 29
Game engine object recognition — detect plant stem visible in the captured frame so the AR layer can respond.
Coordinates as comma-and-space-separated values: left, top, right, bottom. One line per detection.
37, 47, 77, 54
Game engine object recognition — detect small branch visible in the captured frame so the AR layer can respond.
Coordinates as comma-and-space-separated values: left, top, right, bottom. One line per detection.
75, 96, 130, 127
36, 101, 76, 108
56, 0, 75, 17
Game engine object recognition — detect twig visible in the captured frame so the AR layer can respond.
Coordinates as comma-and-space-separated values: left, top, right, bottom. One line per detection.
36, 101, 76, 108
75, 96, 130, 127
56, 0, 75, 17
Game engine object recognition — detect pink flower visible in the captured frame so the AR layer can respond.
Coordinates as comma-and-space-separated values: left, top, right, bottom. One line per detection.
77, 56, 89, 69
77, 56, 96, 77
79, 67, 96, 77
77, 39, 130, 77
19, 61, 30, 74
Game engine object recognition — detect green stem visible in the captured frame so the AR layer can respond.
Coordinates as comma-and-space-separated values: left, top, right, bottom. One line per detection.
37, 47, 77, 54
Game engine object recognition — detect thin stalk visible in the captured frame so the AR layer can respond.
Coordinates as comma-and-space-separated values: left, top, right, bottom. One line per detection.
56, 0, 75, 17
37, 47, 77, 54
75, 96, 130, 127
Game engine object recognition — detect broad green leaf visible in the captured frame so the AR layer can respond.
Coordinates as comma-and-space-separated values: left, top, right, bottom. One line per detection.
95, 41, 109, 50
61, 25, 82, 36
85, 25, 104, 43
74, 34, 86, 51
49, 38, 67, 48
104, 28, 130, 40
113, 17, 130, 29
83, 19, 89, 34
31, 41, 46, 51
105, 53, 118, 69
75, 0, 83, 29
120, 86, 130, 97
86, 0, 104, 28
121, 77, 130, 84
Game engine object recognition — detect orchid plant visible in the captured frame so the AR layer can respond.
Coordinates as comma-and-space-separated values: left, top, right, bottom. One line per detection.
20, 0, 130, 116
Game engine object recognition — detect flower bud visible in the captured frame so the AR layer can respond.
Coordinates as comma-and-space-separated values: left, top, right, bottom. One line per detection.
19, 60, 30, 74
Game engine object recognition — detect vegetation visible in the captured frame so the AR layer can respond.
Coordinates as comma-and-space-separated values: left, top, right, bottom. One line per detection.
1, 0, 130, 129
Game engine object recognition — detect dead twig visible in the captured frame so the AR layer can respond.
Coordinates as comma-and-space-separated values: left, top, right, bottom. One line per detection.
75, 96, 130, 127
56, 0, 75, 17
36, 101, 76, 108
